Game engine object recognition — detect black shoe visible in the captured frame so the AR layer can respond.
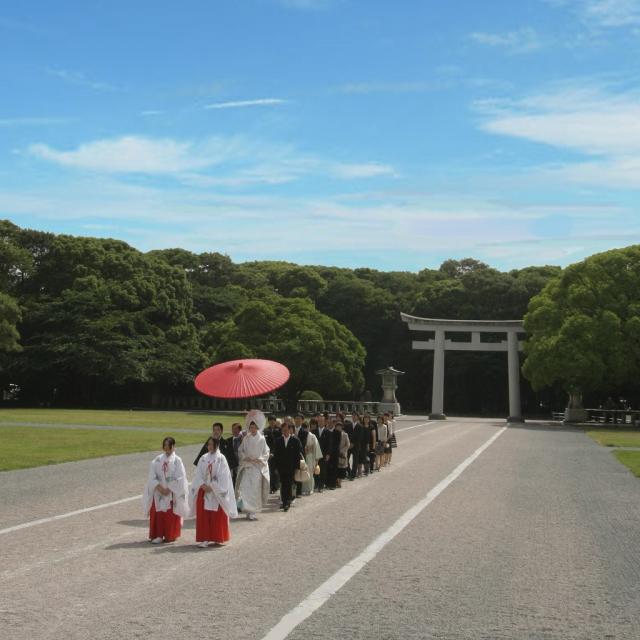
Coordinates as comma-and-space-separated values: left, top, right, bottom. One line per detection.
283, 504, 290, 512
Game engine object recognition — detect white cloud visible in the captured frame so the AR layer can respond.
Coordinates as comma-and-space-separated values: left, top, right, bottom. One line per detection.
337, 81, 434, 94
46, 68, 117, 92
0, 117, 72, 127
477, 82, 640, 188
469, 27, 543, 54
27, 134, 395, 184
331, 163, 396, 179
546, 0, 640, 28
28, 136, 233, 173
204, 98, 287, 109
581, 0, 640, 26
478, 84, 640, 155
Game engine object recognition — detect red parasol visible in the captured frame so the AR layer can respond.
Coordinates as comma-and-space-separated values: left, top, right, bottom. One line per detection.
194, 359, 290, 399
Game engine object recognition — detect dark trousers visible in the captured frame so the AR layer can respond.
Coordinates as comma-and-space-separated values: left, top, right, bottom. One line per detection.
326, 458, 338, 488
269, 458, 280, 492
315, 458, 327, 491
279, 471, 294, 507
348, 449, 357, 478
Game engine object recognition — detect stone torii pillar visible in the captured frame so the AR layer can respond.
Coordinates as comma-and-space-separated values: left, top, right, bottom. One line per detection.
401, 313, 525, 423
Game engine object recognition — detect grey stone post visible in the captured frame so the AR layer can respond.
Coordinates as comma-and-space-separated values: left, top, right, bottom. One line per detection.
430, 329, 446, 419
507, 331, 524, 423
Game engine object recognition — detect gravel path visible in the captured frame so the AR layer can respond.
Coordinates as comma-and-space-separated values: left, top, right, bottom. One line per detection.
1, 417, 639, 639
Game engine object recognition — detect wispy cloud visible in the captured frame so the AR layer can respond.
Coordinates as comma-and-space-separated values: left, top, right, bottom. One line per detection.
546, 0, 640, 28
140, 110, 164, 116
477, 80, 640, 188
26, 134, 396, 185
337, 81, 435, 94
46, 68, 118, 92
469, 27, 543, 54
331, 163, 396, 179
579, 0, 640, 27
28, 136, 231, 173
2, 177, 634, 269
0, 116, 72, 127
204, 98, 288, 109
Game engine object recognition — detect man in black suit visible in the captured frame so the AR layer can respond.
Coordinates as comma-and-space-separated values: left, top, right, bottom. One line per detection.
315, 413, 335, 491
273, 421, 303, 512
194, 422, 237, 474
264, 415, 280, 493
293, 413, 308, 498
227, 422, 244, 485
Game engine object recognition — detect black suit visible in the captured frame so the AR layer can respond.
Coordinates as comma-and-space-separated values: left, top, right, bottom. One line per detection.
273, 434, 303, 509
294, 426, 309, 496
315, 427, 335, 490
264, 426, 281, 492
193, 437, 237, 470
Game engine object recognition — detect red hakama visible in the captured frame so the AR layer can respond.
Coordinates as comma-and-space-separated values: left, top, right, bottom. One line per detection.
195, 487, 230, 543
149, 500, 182, 542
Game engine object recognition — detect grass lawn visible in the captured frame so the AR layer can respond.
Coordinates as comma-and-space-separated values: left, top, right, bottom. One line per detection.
613, 451, 640, 478
586, 429, 640, 448
0, 408, 242, 430
0, 426, 210, 471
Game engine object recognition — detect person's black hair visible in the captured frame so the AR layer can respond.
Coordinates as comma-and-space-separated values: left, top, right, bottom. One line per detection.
211, 422, 223, 431
206, 436, 219, 452
322, 411, 330, 419
267, 415, 277, 422
162, 436, 176, 448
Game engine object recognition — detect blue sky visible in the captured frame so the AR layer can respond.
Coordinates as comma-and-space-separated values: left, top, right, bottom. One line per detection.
1, 0, 640, 271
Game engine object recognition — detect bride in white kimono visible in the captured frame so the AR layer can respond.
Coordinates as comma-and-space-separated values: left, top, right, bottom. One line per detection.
235, 420, 270, 520
142, 437, 189, 543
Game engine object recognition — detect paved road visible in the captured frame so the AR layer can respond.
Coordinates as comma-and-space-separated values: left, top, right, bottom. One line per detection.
1, 417, 639, 639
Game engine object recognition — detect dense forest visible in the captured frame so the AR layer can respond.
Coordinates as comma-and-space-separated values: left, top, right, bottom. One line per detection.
0, 219, 575, 414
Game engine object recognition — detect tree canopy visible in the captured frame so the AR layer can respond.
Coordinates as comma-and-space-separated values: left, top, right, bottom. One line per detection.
523, 246, 640, 398
0, 220, 571, 412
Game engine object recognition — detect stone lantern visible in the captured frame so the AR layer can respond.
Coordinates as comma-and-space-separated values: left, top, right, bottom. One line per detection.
376, 366, 404, 415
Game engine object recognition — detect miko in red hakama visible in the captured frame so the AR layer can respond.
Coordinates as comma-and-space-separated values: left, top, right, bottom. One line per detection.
195, 487, 230, 543
149, 500, 182, 542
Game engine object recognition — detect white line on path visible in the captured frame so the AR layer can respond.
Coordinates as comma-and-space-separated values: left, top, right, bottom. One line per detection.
0, 421, 436, 537
395, 421, 432, 432
0, 495, 141, 536
260, 425, 508, 640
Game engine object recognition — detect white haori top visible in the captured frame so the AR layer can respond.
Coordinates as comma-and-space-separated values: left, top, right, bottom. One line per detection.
190, 450, 238, 519
377, 422, 388, 443
237, 431, 270, 479
235, 431, 270, 511
142, 452, 189, 518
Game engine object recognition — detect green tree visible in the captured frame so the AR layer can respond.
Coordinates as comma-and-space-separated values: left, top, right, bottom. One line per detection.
523, 246, 640, 401
10, 234, 202, 404
202, 297, 366, 409
0, 292, 22, 353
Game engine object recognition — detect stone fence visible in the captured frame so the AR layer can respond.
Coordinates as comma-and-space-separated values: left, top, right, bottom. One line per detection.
152, 394, 380, 416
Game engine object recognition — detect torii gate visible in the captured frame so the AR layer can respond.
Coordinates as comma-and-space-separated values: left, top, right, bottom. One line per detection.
401, 313, 525, 423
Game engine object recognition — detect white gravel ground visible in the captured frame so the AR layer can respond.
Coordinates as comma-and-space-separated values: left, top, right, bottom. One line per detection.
1, 417, 639, 639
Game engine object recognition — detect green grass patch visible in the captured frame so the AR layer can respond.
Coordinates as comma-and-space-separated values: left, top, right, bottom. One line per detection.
613, 451, 640, 477
586, 429, 640, 448
0, 408, 242, 430
0, 426, 209, 471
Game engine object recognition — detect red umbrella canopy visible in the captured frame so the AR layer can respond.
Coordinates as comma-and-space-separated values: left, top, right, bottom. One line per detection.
194, 359, 290, 399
